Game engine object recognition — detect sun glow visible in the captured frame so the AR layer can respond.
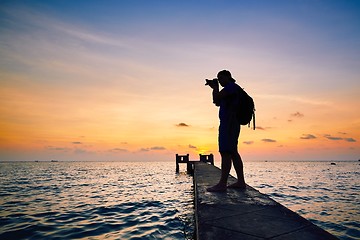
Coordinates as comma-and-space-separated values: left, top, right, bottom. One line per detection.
1, 1, 359, 161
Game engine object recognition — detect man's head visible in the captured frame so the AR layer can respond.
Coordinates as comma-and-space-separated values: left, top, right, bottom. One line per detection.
217, 70, 235, 87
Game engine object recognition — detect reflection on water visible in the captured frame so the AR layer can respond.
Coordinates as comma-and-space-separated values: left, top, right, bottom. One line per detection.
238, 161, 360, 240
1, 161, 358, 240
0, 162, 194, 240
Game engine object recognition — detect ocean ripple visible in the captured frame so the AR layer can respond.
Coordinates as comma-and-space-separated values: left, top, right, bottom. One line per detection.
0, 162, 194, 240
240, 161, 360, 240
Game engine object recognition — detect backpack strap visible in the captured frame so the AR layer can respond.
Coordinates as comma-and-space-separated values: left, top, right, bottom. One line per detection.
252, 110, 256, 130
248, 111, 256, 130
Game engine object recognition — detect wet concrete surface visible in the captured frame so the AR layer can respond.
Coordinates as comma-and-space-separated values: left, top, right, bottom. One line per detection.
194, 162, 338, 240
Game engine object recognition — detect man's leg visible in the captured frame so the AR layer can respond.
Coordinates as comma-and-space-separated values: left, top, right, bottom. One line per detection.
206, 152, 231, 192
219, 152, 232, 185
228, 151, 246, 189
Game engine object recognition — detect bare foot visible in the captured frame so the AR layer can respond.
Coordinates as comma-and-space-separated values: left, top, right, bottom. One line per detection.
227, 182, 246, 189
206, 184, 227, 192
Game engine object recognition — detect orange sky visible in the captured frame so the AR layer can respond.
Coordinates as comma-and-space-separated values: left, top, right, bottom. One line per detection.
1, 1, 359, 162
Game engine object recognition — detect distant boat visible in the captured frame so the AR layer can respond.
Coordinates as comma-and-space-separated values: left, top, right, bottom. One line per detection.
51, 160, 58, 162
330, 162, 336, 165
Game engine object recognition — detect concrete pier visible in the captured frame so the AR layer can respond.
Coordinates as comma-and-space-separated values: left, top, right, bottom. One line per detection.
193, 162, 338, 240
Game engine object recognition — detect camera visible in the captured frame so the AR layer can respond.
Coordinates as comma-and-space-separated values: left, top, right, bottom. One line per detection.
205, 78, 218, 86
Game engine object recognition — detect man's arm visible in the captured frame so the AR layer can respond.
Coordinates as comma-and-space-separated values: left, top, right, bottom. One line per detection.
213, 87, 229, 106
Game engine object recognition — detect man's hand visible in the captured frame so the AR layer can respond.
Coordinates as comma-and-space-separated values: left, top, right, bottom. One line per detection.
207, 79, 219, 89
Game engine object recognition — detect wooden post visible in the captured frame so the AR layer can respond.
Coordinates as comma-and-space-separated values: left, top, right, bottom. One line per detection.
176, 154, 189, 173
187, 162, 192, 173
209, 153, 214, 165
199, 154, 214, 165
176, 154, 179, 172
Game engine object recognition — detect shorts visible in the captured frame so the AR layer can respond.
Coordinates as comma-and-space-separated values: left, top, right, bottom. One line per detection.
218, 117, 241, 153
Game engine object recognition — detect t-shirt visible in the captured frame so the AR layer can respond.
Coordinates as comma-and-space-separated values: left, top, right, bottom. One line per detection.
219, 82, 240, 121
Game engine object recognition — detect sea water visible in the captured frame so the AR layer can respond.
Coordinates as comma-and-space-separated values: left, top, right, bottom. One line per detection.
0, 161, 359, 240
0, 162, 194, 240
241, 161, 360, 240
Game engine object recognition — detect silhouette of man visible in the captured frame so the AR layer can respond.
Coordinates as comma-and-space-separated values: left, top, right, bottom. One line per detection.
206, 70, 246, 192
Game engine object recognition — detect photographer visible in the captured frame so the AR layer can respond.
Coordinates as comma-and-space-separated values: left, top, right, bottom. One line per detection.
206, 70, 246, 192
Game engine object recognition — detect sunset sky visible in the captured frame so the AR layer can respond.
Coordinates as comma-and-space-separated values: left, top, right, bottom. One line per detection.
1, 0, 359, 162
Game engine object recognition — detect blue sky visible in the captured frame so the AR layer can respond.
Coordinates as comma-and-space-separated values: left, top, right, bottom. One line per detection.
1, 0, 359, 161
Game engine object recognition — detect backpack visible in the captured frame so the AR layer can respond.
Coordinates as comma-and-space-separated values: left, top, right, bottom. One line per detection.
237, 87, 256, 130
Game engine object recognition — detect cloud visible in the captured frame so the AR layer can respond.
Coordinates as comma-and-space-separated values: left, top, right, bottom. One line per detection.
243, 141, 254, 145
288, 111, 304, 122
262, 139, 277, 143
256, 126, 272, 130
176, 122, 190, 127
72, 141, 82, 144
256, 126, 265, 130
344, 138, 356, 142
139, 146, 166, 152
300, 134, 316, 140
324, 134, 357, 142
110, 148, 128, 152
324, 134, 343, 141
46, 146, 70, 151
150, 146, 166, 150
290, 112, 304, 118
188, 144, 197, 149
4, 6, 128, 49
